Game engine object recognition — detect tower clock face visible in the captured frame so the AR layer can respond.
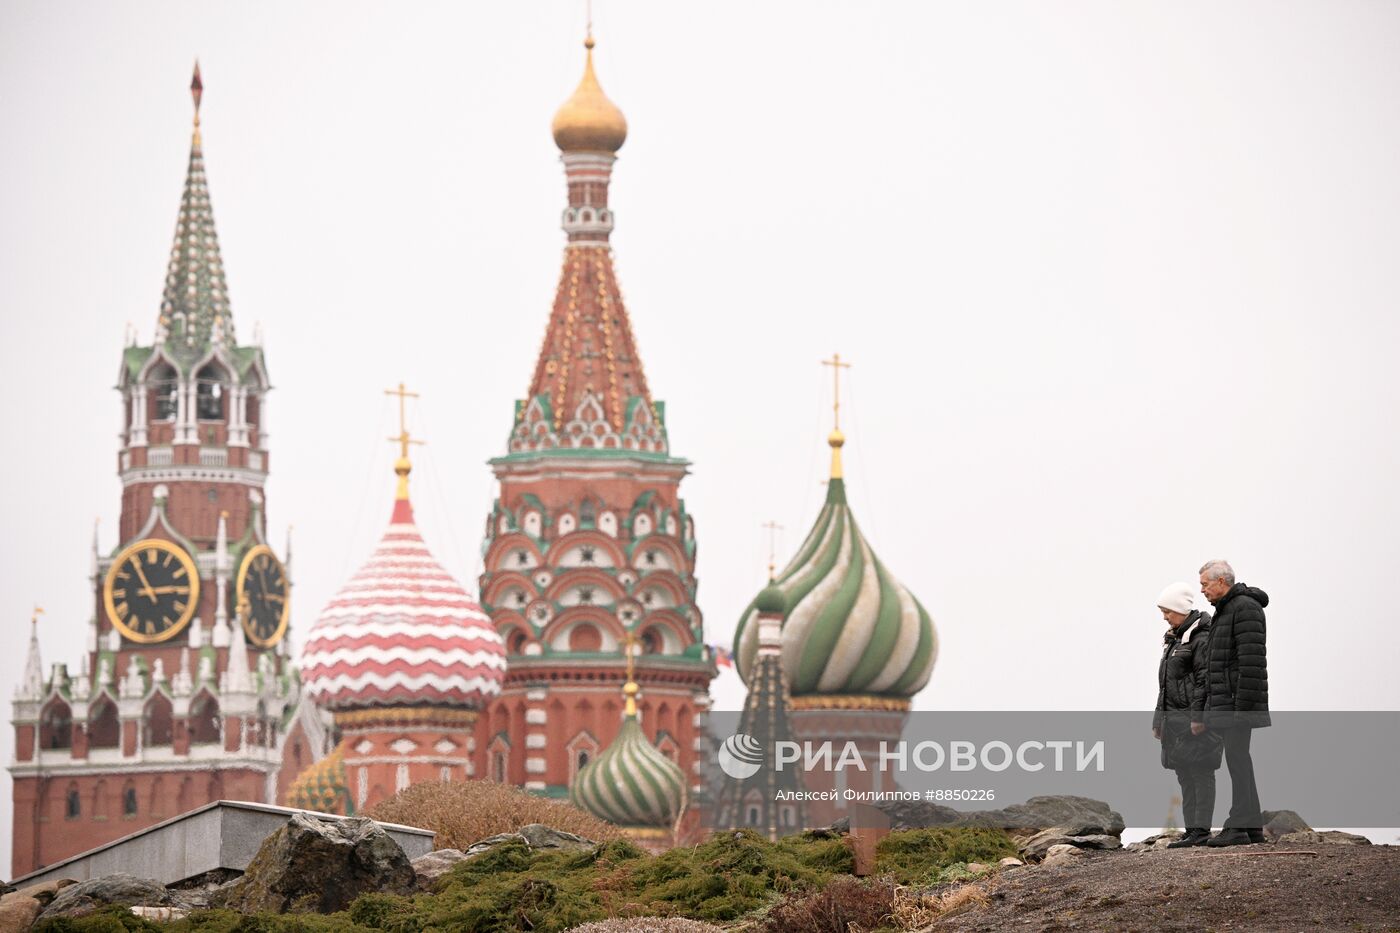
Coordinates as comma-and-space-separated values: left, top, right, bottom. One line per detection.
104, 539, 200, 643
236, 544, 289, 647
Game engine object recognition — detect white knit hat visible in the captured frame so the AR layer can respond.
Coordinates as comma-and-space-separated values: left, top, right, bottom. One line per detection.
1156, 581, 1195, 614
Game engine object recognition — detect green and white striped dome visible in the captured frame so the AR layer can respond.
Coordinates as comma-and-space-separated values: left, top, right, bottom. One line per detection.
570, 687, 686, 828
733, 464, 937, 699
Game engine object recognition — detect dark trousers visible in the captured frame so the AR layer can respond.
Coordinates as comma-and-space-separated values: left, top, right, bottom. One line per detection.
1174, 764, 1217, 831
1222, 726, 1262, 829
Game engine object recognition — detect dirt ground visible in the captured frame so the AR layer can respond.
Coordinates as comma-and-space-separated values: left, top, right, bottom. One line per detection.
931, 842, 1400, 932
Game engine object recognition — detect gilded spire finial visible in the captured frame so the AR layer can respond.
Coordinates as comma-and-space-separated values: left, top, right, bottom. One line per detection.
622, 631, 639, 717
190, 60, 204, 148
31, 605, 44, 627
820, 353, 852, 480
384, 382, 425, 500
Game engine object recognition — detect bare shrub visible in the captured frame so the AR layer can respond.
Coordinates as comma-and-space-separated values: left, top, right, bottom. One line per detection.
366, 780, 622, 850
891, 882, 992, 928
761, 876, 897, 933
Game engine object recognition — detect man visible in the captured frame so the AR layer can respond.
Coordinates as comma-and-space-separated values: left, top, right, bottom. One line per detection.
1197, 559, 1270, 846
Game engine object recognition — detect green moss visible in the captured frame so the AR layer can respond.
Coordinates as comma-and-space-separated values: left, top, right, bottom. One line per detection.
38, 827, 1017, 933
874, 827, 1017, 884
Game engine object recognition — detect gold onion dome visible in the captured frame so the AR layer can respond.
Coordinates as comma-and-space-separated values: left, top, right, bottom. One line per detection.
552, 35, 628, 153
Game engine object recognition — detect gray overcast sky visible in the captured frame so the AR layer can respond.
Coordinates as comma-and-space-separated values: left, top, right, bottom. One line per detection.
3, 1, 1399, 851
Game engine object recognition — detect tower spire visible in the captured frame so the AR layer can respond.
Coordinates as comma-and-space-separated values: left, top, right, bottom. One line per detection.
157, 62, 234, 355
384, 382, 424, 502
19, 607, 44, 700
820, 353, 852, 481
190, 60, 203, 148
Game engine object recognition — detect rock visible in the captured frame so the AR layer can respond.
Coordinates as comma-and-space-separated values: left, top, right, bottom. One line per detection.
1019, 829, 1122, 860
37, 874, 175, 921
874, 795, 1124, 836
1141, 831, 1183, 845
214, 813, 415, 914
1125, 842, 1151, 853
130, 905, 190, 921
0, 893, 42, 932
966, 862, 990, 873
1043, 844, 1088, 866
1262, 809, 1311, 840
412, 848, 468, 888
1278, 830, 1371, 847
464, 824, 597, 858
13, 879, 75, 906
998, 857, 1024, 868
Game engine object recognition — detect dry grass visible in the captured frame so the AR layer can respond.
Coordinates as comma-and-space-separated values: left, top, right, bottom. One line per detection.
891, 882, 992, 929
365, 780, 623, 851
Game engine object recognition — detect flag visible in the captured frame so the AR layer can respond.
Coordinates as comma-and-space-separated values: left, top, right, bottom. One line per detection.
710, 645, 734, 668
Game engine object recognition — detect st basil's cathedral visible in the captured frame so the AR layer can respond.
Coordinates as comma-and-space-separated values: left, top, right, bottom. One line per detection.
9, 31, 938, 875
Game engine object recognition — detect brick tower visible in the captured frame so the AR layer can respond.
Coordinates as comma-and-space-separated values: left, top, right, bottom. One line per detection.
477, 31, 714, 804
8, 66, 308, 877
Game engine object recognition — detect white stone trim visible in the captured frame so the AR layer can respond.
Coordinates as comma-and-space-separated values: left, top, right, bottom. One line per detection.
524, 709, 547, 726
525, 734, 547, 749
525, 757, 546, 774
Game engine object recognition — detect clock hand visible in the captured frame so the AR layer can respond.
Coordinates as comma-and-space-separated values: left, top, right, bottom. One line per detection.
146, 586, 192, 595
132, 560, 157, 601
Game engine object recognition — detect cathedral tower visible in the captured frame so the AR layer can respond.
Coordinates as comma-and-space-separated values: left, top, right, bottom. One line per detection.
731, 358, 939, 827
296, 387, 506, 813
477, 33, 714, 802
9, 67, 304, 878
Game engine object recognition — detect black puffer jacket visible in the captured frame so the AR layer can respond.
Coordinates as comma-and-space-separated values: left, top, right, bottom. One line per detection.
1204, 583, 1271, 728
1154, 610, 1222, 769
1154, 610, 1212, 726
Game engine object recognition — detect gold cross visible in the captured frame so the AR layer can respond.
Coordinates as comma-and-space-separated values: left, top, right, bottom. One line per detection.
31, 605, 43, 626
761, 521, 784, 578
820, 353, 852, 431
385, 382, 426, 458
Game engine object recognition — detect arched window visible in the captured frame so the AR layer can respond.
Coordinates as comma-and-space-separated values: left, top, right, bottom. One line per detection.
123, 784, 138, 817
577, 749, 590, 771
640, 629, 661, 655
195, 363, 228, 420
88, 698, 120, 749
150, 363, 178, 421
567, 623, 601, 653
189, 693, 221, 745
41, 699, 72, 750
66, 786, 81, 819
144, 693, 174, 747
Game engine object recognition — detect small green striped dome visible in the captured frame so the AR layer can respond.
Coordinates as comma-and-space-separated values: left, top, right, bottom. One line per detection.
732, 478, 937, 698
570, 709, 685, 828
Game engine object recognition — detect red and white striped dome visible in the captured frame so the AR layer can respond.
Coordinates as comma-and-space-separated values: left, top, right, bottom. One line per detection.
300, 495, 506, 710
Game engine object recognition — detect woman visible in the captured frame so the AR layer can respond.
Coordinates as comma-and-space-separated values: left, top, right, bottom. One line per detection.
1152, 581, 1223, 847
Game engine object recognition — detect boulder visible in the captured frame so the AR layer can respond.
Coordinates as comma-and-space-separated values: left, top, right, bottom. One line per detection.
1262, 810, 1311, 840
412, 848, 468, 888
0, 893, 42, 932
1019, 829, 1122, 861
37, 874, 175, 921
214, 813, 415, 914
13, 879, 75, 906
1278, 830, 1371, 847
464, 824, 597, 858
1043, 844, 1088, 866
997, 857, 1024, 868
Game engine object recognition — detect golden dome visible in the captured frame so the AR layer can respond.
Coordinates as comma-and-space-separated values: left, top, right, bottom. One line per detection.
551, 36, 628, 153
